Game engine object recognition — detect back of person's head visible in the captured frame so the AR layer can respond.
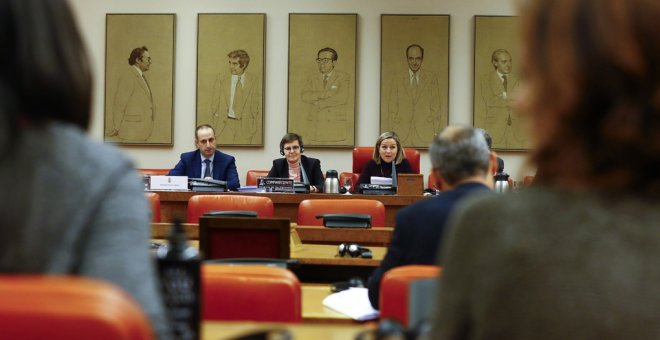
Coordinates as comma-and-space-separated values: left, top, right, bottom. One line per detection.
0, 0, 91, 135
373, 131, 405, 165
520, 0, 660, 194
429, 125, 491, 186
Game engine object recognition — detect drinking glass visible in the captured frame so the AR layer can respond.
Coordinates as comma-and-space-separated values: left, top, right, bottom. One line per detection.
342, 177, 353, 195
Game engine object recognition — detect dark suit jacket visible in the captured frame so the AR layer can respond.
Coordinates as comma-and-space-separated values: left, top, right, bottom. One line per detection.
267, 155, 324, 192
168, 150, 240, 190
367, 182, 491, 309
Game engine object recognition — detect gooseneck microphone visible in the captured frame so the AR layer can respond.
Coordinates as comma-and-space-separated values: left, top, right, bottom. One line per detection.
391, 160, 398, 188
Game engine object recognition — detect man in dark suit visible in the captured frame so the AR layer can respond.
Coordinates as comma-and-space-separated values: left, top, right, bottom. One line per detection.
267, 133, 324, 192
168, 124, 240, 190
367, 126, 497, 309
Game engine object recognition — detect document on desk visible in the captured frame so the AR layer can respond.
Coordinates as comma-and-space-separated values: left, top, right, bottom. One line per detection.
322, 287, 380, 321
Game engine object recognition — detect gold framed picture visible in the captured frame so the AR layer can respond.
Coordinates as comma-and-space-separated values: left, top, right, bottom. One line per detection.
473, 15, 527, 151
196, 13, 266, 146
380, 14, 450, 149
104, 14, 175, 145
287, 13, 357, 148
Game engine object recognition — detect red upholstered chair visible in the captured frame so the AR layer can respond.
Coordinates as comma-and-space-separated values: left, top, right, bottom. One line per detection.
297, 199, 386, 227
380, 265, 442, 326
352, 146, 421, 175
138, 168, 170, 176
145, 192, 161, 223
426, 171, 445, 192
0, 276, 152, 340
523, 175, 535, 187
246, 170, 270, 186
202, 264, 302, 322
187, 195, 274, 223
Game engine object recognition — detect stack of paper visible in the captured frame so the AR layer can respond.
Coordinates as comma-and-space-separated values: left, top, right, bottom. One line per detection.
370, 176, 393, 185
322, 287, 380, 321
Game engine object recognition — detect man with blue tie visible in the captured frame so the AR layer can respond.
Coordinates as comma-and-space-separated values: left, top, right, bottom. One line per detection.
168, 124, 240, 190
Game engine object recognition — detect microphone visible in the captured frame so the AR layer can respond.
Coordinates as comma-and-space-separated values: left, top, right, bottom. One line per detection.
391, 160, 398, 188
299, 161, 310, 186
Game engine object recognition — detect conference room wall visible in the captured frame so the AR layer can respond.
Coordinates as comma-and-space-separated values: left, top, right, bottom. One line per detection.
68, 0, 536, 185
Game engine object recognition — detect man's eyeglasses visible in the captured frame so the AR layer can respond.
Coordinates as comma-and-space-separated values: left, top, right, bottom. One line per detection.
316, 58, 333, 64
284, 146, 300, 152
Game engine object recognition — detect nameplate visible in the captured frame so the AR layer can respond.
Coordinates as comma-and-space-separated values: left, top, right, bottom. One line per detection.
258, 177, 294, 193
150, 176, 188, 190
397, 174, 423, 195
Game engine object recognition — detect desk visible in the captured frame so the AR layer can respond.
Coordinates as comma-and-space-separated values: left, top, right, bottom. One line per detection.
151, 222, 394, 246
202, 321, 371, 339
302, 284, 352, 323
152, 191, 426, 226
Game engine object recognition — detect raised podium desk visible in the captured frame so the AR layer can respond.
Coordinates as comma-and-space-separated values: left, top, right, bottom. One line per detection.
152, 191, 427, 226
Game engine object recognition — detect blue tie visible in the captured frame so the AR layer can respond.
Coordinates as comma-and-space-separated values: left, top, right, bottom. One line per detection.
203, 159, 212, 178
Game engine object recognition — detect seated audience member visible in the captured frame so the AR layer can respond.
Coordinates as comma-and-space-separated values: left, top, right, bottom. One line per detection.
483, 130, 505, 173
0, 0, 169, 338
168, 124, 240, 190
432, 0, 660, 338
367, 126, 495, 309
267, 133, 324, 192
357, 131, 414, 186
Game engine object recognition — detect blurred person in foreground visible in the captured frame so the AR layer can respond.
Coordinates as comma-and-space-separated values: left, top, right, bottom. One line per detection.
431, 0, 660, 338
0, 0, 169, 338
367, 126, 496, 310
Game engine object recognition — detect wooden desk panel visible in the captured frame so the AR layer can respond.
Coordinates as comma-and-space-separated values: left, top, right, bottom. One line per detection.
202, 321, 371, 339
292, 244, 385, 267
151, 222, 393, 246
152, 191, 426, 226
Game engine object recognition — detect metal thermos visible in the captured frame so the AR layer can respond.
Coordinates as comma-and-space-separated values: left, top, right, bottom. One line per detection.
494, 172, 510, 194
324, 170, 340, 194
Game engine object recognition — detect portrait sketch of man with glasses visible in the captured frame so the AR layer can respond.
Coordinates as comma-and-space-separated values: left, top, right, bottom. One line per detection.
300, 47, 351, 144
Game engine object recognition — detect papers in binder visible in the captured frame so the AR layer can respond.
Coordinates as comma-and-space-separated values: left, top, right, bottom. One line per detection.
322, 287, 379, 321
370, 176, 393, 185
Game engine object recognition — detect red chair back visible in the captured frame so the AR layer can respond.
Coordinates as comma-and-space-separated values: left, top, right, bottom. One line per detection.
187, 195, 274, 223
246, 170, 270, 186
0, 276, 152, 340
145, 192, 161, 223
297, 199, 386, 227
352, 146, 420, 175
202, 264, 301, 322
426, 171, 445, 192
380, 265, 442, 326
339, 172, 359, 193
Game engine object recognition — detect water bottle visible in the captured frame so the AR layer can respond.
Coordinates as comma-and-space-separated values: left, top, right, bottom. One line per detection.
494, 172, 510, 194
324, 169, 340, 193
156, 218, 201, 340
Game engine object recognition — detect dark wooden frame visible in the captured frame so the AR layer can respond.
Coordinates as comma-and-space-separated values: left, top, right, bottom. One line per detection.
199, 216, 291, 259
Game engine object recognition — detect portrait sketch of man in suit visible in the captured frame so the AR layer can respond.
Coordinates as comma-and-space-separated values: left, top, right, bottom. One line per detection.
104, 14, 175, 145
380, 15, 450, 149
479, 49, 526, 149
300, 47, 350, 144
196, 13, 265, 146
107, 46, 154, 141
288, 13, 356, 147
473, 16, 526, 150
388, 44, 442, 147
209, 49, 262, 145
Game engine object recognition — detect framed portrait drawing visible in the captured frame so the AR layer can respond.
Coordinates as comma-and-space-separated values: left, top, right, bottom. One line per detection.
288, 13, 357, 148
380, 14, 450, 149
473, 15, 527, 151
104, 14, 175, 145
196, 14, 266, 146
